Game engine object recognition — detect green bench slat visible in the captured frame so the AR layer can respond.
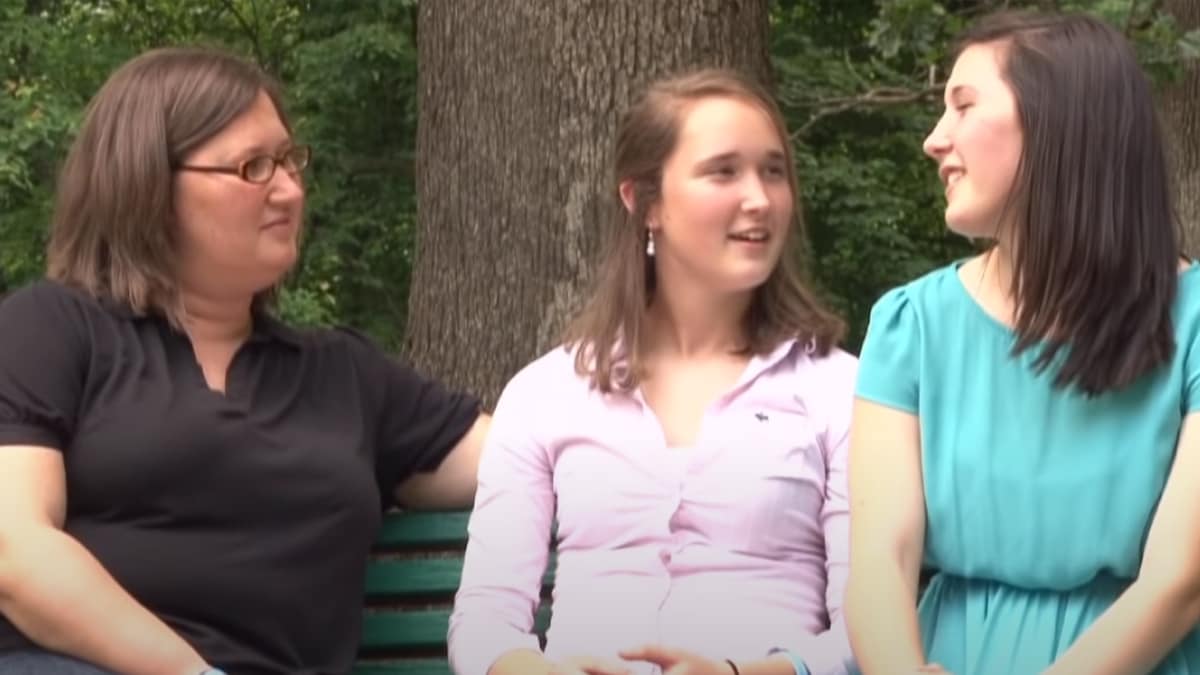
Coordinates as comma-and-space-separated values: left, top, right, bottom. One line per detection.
361, 609, 450, 652
376, 511, 471, 549
360, 605, 552, 652
365, 558, 463, 598
365, 557, 556, 598
358, 510, 556, 670
351, 660, 452, 675
375, 510, 559, 550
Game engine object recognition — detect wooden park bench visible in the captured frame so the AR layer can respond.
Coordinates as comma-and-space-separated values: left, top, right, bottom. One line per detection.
352, 510, 554, 675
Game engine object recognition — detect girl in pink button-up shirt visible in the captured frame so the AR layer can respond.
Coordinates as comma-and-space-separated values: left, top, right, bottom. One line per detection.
449, 69, 857, 675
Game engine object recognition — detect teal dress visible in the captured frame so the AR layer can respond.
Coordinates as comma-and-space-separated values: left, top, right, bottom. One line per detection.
856, 261, 1200, 674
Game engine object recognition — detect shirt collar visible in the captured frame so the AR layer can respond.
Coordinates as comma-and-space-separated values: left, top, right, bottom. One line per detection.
98, 294, 303, 350
735, 336, 804, 389
247, 308, 304, 349
603, 334, 806, 395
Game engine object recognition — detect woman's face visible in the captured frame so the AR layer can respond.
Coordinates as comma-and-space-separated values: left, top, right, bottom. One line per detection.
924, 41, 1024, 239
647, 95, 794, 298
172, 90, 305, 301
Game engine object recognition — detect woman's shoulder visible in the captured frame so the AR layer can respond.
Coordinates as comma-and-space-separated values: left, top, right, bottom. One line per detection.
501, 344, 588, 400
1172, 263, 1200, 343
4, 278, 94, 307
487, 344, 601, 444
857, 261, 976, 359
1177, 262, 1200, 310
0, 279, 116, 328
0, 281, 109, 383
871, 260, 964, 318
783, 341, 857, 390
778, 341, 857, 412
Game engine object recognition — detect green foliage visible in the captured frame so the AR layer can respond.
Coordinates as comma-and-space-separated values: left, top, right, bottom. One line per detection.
285, 16, 420, 348
0, 0, 102, 290
868, 0, 959, 63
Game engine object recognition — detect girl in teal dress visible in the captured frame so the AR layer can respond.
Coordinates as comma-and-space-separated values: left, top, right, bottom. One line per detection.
845, 10, 1200, 675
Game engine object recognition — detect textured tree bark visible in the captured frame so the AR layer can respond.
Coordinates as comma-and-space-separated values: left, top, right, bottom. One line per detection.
408, 0, 771, 407
1162, 0, 1200, 253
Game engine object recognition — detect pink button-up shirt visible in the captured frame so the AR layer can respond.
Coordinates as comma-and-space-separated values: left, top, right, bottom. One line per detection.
448, 339, 857, 675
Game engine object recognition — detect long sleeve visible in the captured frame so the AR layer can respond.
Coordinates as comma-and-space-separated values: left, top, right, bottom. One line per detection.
781, 353, 855, 675
447, 366, 556, 675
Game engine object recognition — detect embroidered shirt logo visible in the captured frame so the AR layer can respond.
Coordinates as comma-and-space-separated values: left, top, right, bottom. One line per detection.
754, 412, 769, 422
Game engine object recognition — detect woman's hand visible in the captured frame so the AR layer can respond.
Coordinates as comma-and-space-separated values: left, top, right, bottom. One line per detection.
619, 644, 734, 675
548, 654, 633, 675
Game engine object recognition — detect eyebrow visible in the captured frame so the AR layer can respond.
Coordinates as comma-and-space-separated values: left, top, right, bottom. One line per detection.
232, 139, 293, 160
696, 149, 786, 165
945, 83, 975, 102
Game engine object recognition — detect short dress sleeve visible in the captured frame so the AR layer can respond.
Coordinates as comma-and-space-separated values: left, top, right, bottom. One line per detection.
1178, 268, 1200, 414
855, 286, 920, 414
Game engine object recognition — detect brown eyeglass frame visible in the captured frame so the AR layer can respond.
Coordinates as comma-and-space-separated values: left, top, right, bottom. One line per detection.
175, 144, 312, 184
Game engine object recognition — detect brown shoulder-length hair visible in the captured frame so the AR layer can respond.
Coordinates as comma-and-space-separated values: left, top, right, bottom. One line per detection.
959, 12, 1179, 395
564, 68, 845, 393
47, 47, 291, 325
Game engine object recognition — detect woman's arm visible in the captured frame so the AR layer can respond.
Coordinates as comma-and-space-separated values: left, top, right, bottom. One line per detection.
447, 373, 555, 675
0, 445, 209, 675
845, 399, 928, 674
765, 369, 856, 675
1044, 412, 1200, 675
396, 413, 491, 509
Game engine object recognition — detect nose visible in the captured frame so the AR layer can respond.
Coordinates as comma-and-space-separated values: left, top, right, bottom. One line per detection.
742, 173, 769, 215
267, 163, 305, 205
923, 111, 952, 160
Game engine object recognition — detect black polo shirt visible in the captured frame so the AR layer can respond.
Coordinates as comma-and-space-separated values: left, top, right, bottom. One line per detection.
0, 281, 481, 674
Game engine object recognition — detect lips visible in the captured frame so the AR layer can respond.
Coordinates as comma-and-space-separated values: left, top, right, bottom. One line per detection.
939, 166, 964, 193
262, 217, 294, 230
728, 227, 770, 243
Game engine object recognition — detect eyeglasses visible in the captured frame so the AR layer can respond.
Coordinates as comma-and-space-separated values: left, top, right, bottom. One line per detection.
175, 144, 312, 184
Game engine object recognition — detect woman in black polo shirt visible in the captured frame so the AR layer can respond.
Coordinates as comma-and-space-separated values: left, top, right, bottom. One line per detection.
0, 47, 489, 675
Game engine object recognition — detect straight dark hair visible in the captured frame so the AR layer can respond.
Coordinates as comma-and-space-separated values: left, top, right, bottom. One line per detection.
564, 68, 845, 393
959, 11, 1179, 395
47, 47, 290, 326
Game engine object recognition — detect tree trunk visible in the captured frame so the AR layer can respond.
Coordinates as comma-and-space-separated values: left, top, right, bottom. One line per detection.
1162, 0, 1200, 253
408, 0, 771, 407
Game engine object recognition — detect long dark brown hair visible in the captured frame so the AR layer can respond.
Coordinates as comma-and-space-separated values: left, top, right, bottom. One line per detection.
47, 47, 291, 326
564, 68, 845, 393
959, 11, 1179, 395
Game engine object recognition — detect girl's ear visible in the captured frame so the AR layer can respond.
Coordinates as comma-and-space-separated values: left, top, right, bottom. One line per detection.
618, 179, 637, 215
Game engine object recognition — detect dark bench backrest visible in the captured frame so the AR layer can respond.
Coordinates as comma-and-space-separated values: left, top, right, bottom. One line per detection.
354, 510, 553, 675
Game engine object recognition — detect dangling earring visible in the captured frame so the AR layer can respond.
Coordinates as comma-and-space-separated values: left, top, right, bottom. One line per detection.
646, 228, 656, 257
